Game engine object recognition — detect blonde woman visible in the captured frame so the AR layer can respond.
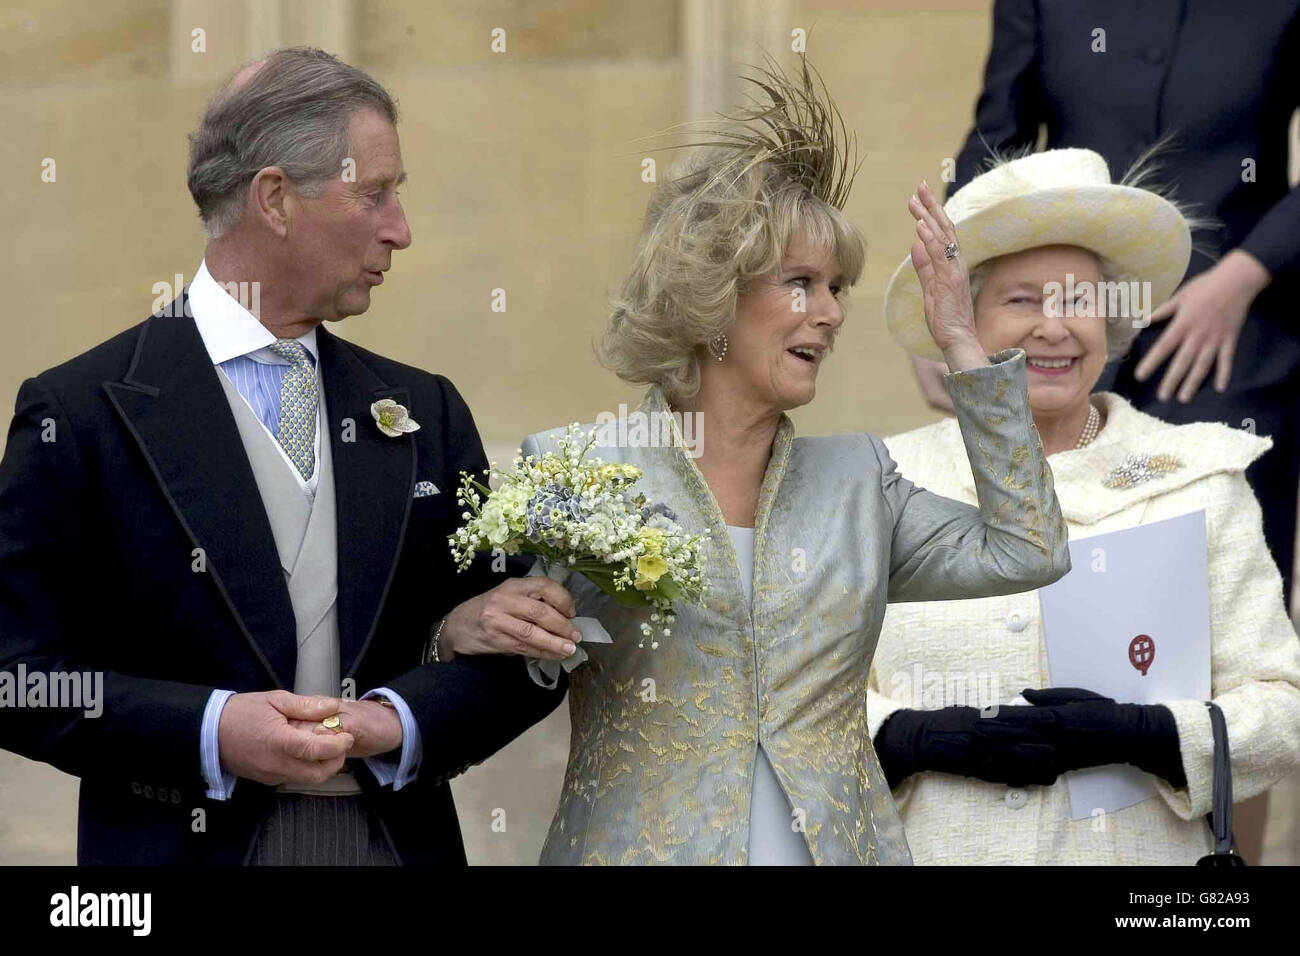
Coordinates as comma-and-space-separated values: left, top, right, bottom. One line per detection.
442, 62, 1070, 865
868, 148, 1300, 864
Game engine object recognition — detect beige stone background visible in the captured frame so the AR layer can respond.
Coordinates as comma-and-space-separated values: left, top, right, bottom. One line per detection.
0, 0, 1296, 865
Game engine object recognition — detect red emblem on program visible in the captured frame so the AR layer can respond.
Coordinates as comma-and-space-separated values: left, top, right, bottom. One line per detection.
1128, 634, 1155, 676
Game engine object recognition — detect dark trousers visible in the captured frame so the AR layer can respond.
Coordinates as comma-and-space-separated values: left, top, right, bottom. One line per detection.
249, 793, 399, 866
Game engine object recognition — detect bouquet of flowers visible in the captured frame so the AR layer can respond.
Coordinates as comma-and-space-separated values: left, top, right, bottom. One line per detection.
449, 424, 709, 648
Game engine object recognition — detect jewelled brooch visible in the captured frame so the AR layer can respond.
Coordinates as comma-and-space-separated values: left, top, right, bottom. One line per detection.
1102, 453, 1184, 490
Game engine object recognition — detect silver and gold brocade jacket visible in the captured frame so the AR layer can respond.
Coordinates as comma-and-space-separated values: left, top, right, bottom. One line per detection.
520, 348, 1070, 865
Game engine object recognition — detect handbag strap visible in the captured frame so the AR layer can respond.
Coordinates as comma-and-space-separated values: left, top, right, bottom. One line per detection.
1205, 700, 1237, 857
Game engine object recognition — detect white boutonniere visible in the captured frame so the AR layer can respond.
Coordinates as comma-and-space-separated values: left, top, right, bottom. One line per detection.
371, 399, 420, 437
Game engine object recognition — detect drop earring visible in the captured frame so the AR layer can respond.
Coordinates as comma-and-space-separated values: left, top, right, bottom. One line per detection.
708, 333, 729, 362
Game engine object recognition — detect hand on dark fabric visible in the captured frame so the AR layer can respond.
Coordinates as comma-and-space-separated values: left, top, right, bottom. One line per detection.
874, 688, 1187, 790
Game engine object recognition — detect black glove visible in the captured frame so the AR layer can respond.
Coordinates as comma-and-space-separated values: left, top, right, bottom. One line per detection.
875, 703, 1066, 789
874, 689, 1186, 790
1021, 687, 1186, 788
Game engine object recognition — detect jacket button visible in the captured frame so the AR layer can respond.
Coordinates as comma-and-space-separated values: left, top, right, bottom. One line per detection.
1006, 610, 1028, 632
143, 785, 154, 799
1005, 788, 1028, 809
131, 781, 141, 796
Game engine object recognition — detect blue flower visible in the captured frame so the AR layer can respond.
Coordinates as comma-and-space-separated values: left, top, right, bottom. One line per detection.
641, 502, 679, 529
525, 485, 586, 543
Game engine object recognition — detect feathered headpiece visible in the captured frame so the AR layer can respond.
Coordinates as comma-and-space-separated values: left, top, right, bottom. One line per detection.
666, 54, 862, 211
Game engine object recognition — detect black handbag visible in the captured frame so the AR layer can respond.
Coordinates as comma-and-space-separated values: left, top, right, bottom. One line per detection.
1196, 701, 1247, 866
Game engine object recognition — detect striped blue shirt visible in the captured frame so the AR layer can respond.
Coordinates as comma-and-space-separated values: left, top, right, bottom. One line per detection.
218, 352, 311, 436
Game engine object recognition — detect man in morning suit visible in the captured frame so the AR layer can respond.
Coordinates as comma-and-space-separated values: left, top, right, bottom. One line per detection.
0, 47, 579, 865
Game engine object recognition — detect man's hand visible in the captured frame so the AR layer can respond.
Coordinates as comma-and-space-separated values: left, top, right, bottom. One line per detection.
441, 576, 579, 661
217, 691, 354, 787
1135, 249, 1271, 403
289, 698, 404, 760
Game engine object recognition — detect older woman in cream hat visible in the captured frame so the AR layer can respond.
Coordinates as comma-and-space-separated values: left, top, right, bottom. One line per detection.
868, 148, 1300, 864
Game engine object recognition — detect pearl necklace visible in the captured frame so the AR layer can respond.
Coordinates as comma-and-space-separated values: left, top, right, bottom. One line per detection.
1075, 402, 1101, 449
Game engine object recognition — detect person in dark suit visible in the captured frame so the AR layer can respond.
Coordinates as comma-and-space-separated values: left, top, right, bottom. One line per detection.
0, 47, 579, 865
915, 0, 1300, 600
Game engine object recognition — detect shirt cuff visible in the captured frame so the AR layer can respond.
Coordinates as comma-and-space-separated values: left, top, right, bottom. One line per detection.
360, 687, 422, 790
201, 689, 237, 801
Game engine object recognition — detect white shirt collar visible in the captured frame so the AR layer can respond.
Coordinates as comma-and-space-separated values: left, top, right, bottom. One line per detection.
188, 260, 318, 365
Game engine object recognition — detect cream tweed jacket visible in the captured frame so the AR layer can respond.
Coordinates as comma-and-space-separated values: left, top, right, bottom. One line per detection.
867, 391, 1300, 865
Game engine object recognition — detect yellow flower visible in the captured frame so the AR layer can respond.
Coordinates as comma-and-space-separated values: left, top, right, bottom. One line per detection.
637, 526, 666, 555
635, 553, 668, 590
599, 463, 642, 483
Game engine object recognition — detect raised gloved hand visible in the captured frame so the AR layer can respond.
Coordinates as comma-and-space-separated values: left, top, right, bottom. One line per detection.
874, 687, 1186, 790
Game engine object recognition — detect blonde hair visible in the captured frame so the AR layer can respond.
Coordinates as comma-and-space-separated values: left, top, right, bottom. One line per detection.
600, 58, 864, 405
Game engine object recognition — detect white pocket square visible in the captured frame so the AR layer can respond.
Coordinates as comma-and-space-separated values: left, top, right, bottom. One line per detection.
413, 481, 440, 498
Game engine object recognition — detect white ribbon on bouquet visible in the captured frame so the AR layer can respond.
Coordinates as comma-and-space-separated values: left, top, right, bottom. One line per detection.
523, 557, 613, 689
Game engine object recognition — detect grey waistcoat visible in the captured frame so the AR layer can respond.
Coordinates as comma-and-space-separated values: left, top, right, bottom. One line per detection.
216, 368, 358, 795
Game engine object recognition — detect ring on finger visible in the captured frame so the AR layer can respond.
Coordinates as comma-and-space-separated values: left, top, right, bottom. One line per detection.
321, 714, 342, 732
943, 241, 959, 260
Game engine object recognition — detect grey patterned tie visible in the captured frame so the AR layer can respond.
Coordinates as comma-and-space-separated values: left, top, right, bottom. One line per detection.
267, 339, 317, 480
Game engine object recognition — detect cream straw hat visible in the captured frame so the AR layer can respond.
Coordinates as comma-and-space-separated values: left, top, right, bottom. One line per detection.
883, 148, 1192, 361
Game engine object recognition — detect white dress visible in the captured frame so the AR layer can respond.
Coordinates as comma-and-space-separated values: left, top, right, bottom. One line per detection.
730, 525, 814, 866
